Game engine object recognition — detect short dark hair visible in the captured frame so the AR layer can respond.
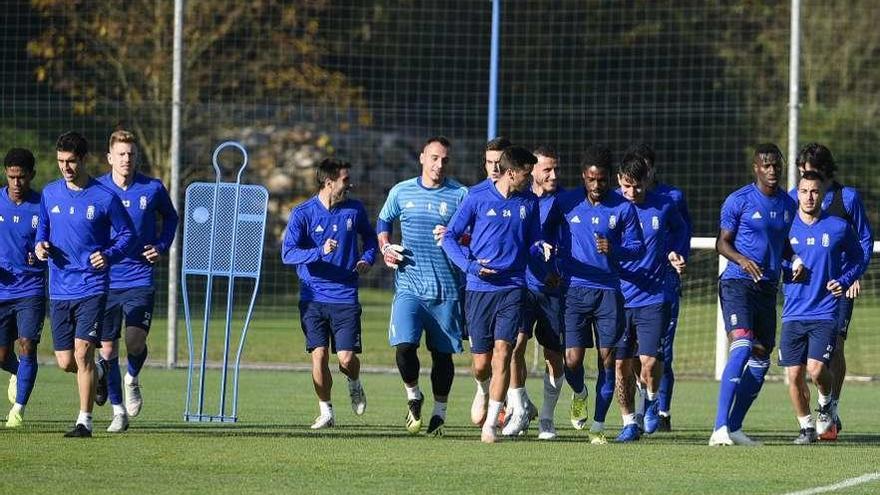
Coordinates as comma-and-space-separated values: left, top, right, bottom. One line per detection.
532, 144, 558, 161
423, 135, 451, 151
625, 143, 656, 168
618, 154, 650, 182
499, 145, 537, 173
580, 144, 612, 173
753, 143, 784, 166
56, 131, 89, 158
315, 158, 351, 188
796, 142, 836, 179
486, 136, 512, 152
4, 148, 35, 173
799, 170, 825, 184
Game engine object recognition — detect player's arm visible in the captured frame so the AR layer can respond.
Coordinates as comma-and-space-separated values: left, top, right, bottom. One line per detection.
281, 209, 326, 266
614, 202, 645, 261
716, 195, 763, 281
355, 204, 378, 274
35, 196, 51, 261
526, 203, 552, 262
99, 196, 137, 267
441, 197, 484, 275
673, 189, 693, 245
144, 183, 180, 263
835, 225, 868, 293
376, 187, 406, 269
666, 202, 689, 274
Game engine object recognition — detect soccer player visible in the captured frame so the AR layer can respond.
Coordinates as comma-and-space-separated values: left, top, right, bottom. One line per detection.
0, 149, 45, 428
376, 136, 468, 436
709, 143, 798, 446
792, 143, 872, 440
614, 155, 688, 441
36, 132, 135, 437
483, 136, 512, 184
281, 158, 377, 429
780, 171, 865, 444
441, 145, 548, 443
626, 143, 692, 432
96, 129, 178, 432
549, 145, 644, 445
502, 144, 565, 439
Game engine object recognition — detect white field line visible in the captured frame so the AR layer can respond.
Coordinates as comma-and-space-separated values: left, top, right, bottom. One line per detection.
782, 472, 880, 495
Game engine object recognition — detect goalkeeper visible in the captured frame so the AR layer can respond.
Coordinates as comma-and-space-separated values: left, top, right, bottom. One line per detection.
376, 136, 468, 437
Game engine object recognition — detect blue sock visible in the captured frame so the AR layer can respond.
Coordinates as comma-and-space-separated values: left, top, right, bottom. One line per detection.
2, 350, 18, 375
593, 367, 615, 422
107, 357, 123, 406
16, 354, 37, 405
658, 360, 674, 413
714, 338, 752, 430
564, 363, 586, 395
127, 346, 148, 377
727, 357, 770, 432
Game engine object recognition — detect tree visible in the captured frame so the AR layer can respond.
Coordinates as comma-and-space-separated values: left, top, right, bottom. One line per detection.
27, 0, 369, 182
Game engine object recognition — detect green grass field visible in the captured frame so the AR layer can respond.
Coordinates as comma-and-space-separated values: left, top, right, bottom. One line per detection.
3, 367, 879, 494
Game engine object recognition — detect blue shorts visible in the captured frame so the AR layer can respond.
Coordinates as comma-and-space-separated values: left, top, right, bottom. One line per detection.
388, 292, 463, 354
522, 289, 563, 352
101, 286, 155, 341
618, 302, 669, 359
837, 297, 854, 340
719, 279, 777, 351
0, 296, 46, 346
50, 294, 107, 351
465, 288, 524, 354
563, 286, 624, 350
778, 320, 837, 366
298, 300, 362, 353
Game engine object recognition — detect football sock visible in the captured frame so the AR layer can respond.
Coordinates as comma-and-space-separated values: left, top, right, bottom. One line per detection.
16, 353, 37, 406
714, 337, 752, 430
430, 351, 454, 398
485, 399, 503, 428
318, 401, 333, 416
405, 384, 421, 401
540, 372, 564, 421
107, 357, 123, 406
727, 357, 770, 432
127, 347, 148, 378
564, 362, 586, 395
395, 344, 420, 384
432, 401, 447, 420
77, 411, 93, 430
594, 367, 615, 423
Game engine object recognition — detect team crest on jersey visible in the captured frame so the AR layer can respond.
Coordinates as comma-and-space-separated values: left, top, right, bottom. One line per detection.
822, 233, 830, 247
139, 196, 147, 209
123, 200, 131, 208
651, 215, 659, 230
346, 218, 353, 231
439, 202, 448, 216
609, 215, 617, 229
86, 205, 95, 220
31, 215, 38, 228
519, 205, 526, 219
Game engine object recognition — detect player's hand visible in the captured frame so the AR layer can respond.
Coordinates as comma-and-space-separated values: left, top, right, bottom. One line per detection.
459, 232, 471, 247
668, 251, 686, 275
142, 244, 160, 264
790, 257, 807, 282
594, 233, 610, 255
432, 225, 447, 245
846, 279, 861, 299
322, 239, 338, 255
354, 260, 371, 275
89, 250, 108, 270
478, 266, 498, 278
35, 241, 51, 261
737, 256, 763, 283
530, 241, 553, 262
544, 272, 561, 288
827, 279, 844, 298
381, 243, 405, 270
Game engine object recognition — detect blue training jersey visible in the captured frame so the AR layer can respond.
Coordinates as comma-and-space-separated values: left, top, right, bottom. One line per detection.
788, 182, 873, 271
619, 191, 688, 308
281, 196, 378, 304
37, 178, 135, 300
782, 212, 865, 321
549, 188, 644, 291
719, 183, 796, 283
653, 182, 692, 299
376, 177, 468, 301
526, 187, 563, 293
0, 188, 44, 300
97, 173, 179, 289
442, 182, 542, 291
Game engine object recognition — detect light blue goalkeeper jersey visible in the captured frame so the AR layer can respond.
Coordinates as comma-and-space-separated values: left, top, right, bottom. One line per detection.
377, 177, 468, 301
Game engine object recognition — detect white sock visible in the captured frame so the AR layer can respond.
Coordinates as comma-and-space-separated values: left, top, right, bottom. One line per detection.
817, 392, 831, 407
541, 373, 563, 421
507, 387, 524, 410
11, 403, 24, 415
475, 378, 489, 396
432, 401, 447, 420
797, 414, 814, 429
646, 390, 657, 401
405, 384, 421, 401
318, 401, 333, 416
77, 411, 93, 431
112, 404, 126, 416
622, 413, 636, 426
590, 421, 604, 433
485, 399, 503, 428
